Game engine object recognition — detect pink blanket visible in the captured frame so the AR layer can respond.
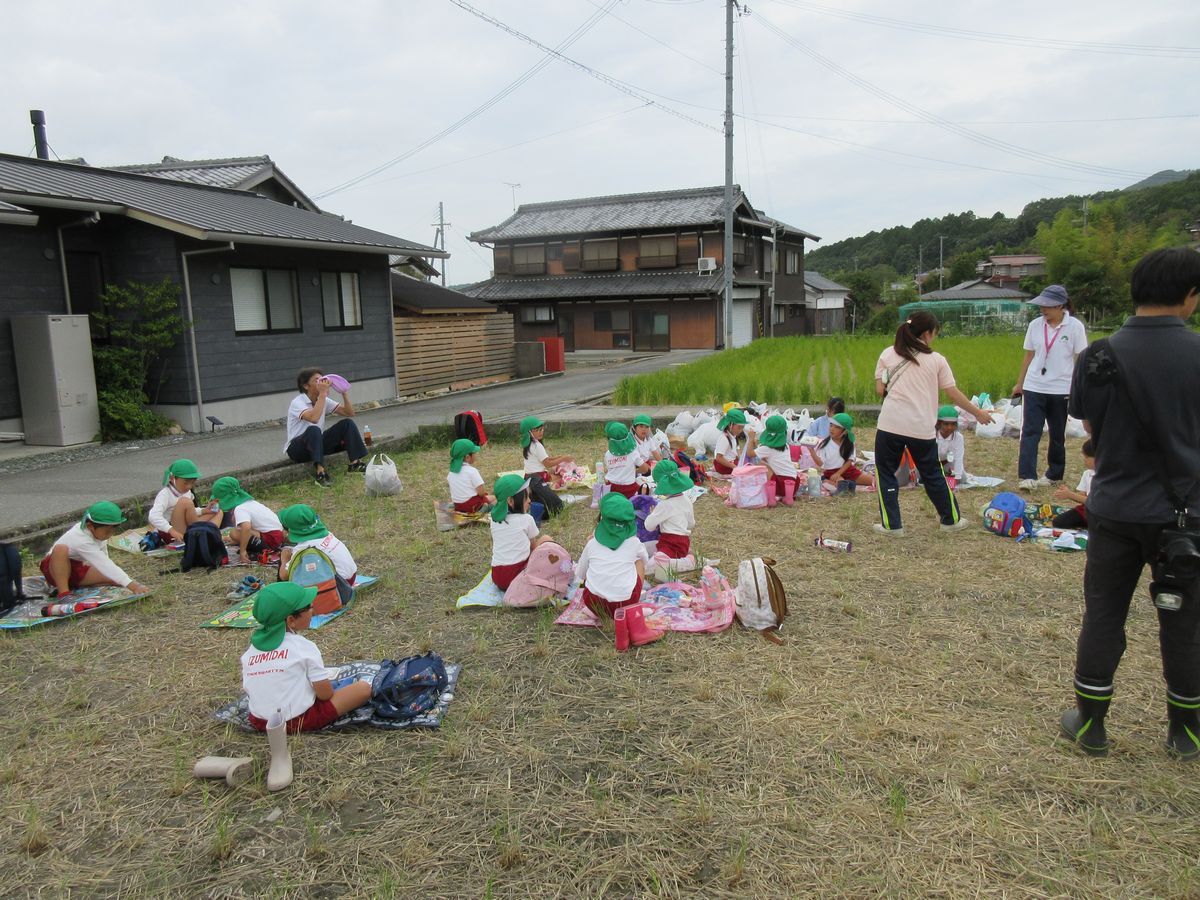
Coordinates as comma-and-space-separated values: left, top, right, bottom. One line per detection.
554, 567, 734, 633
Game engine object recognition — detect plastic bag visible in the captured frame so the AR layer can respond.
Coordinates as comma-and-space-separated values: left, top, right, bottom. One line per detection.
1003, 402, 1024, 439
687, 421, 722, 456
976, 417, 1005, 439
1066, 416, 1087, 439
365, 453, 403, 496
650, 429, 672, 455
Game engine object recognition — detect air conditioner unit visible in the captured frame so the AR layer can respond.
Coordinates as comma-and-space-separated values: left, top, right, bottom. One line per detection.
697, 257, 717, 275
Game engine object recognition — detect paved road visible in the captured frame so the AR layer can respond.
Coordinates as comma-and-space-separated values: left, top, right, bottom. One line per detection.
0, 349, 710, 533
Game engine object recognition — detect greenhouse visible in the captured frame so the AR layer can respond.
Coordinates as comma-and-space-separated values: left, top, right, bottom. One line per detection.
901, 280, 1034, 333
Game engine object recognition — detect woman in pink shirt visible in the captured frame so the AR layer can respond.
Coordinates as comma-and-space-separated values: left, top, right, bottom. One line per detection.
873, 311, 994, 536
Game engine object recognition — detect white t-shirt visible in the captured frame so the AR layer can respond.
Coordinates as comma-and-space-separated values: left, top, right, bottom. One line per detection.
292, 532, 357, 581
148, 485, 198, 533
643, 493, 695, 536
447, 463, 485, 504
283, 395, 340, 452
490, 513, 539, 566
816, 438, 848, 472
875, 347, 956, 441
755, 445, 798, 478
523, 440, 548, 475
714, 432, 741, 466
634, 437, 658, 466
1021, 313, 1088, 395
1077, 469, 1094, 494
577, 535, 649, 602
241, 632, 325, 721
48, 524, 133, 587
605, 450, 638, 485
935, 430, 966, 479
232, 500, 283, 534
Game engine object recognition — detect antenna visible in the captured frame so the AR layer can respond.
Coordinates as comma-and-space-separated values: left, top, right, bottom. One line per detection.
503, 182, 522, 211
430, 202, 450, 286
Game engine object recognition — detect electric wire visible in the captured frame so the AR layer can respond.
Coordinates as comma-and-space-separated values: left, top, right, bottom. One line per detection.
583, 0, 723, 74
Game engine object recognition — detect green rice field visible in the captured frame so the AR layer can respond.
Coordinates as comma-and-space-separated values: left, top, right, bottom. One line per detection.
613, 335, 1031, 406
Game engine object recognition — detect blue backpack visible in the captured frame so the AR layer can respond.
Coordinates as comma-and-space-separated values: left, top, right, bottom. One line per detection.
983, 492, 1032, 539
180, 521, 227, 572
370, 653, 448, 720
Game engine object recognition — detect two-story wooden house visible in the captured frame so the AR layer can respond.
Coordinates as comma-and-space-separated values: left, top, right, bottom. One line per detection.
463, 186, 820, 351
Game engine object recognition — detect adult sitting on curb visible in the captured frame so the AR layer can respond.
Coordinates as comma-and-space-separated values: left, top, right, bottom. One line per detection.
283, 368, 367, 488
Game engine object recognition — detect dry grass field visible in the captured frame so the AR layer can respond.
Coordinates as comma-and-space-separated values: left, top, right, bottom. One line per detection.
2, 426, 1198, 898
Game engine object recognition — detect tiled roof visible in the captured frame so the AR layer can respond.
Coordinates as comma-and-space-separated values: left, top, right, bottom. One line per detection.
390, 273, 496, 312
921, 284, 1031, 301
755, 212, 822, 242
0, 154, 445, 256
461, 270, 727, 302
804, 270, 848, 292
111, 155, 319, 212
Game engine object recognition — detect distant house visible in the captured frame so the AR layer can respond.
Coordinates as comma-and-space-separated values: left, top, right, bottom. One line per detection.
921, 279, 1031, 302
112, 154, 321, 212
906, 279, 1032, 331
0, 154, 445, 435
795, 270, 848, 335
977, 254, 1045, 288
462, 186, 821, 350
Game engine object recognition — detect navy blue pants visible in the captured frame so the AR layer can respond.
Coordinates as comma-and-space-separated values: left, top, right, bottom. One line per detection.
286, 419, 366, 467
1018, 390, 1069, 481
873, 429, 960, 530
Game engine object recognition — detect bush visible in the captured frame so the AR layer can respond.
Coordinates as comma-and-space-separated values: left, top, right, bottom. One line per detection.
98, 389, 174, 442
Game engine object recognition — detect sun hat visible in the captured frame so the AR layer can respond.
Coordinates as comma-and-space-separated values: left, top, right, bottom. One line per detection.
760, 415, 789, 450
278, 504, 329, 543
80, 501, 126, 529
717, 407, 747, 431
595, 492, 637, 550
519, 416, 545, 449
1029, 284, 1069, 307
631, 414, 653, 429
322, 373, 351, 393
449, 438, 481, 474
491, 474, 530, 523
212, 476, 254, 512
831, 412, 855, 443
162, 458, 201, 486
653, 459, 693, 497
937, 404, 958, 422
605, 421, 637, 456
250, 582, 318, 651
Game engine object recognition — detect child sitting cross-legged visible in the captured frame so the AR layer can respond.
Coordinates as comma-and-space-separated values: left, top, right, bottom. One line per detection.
935, 405, 966, 483
490, 475, 552, 591
755, 415, 801, 506
713, 408, 754, 475
147, 459, 218, 544
277, 504, 358, 585
447, 439, 493, 514
212, 477, 286, 565
816, 413, 873, 489
1052, 440, 1095, 530
644, 459, 697, 579
41, 502, 150, 599
577, 493, 650, 619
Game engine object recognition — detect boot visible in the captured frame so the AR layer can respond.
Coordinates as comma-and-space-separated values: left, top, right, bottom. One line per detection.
613, 607, 630, 653
625, 603, 664, 648
193, 755, 253, 788
766, 481, 777, 507
672, 554, 696, 574
266, 709, 293, 791
1165, 690, 1200, 760
1059, 677, 1112, 757
782, 479, 796, 507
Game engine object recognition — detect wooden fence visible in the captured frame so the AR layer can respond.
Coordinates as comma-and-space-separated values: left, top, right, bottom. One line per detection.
393, 313, 515, 396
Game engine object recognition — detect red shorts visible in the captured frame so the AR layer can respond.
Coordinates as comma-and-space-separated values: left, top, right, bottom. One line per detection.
823, 465, 865, 482
769, 475, 798, 497
248, 697, 341, 734
454, 495, 488, 514
606, 480, 640, 498
156, 530, 175, 544
259, 530, 286, 551
491, 558, 529, 591
656, 532, 691, 559
713, 459, 734, 475
40, 556, 91, 593
582, 581, 643, 619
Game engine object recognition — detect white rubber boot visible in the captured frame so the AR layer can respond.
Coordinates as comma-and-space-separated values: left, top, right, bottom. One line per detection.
193, 755, 254, 788
265, 709, 293, 791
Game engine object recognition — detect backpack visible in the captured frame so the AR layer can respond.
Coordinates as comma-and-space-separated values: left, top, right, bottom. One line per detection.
502, 541, 575, 608
180, 521, 228, 572
983, 491, 1032, 539
672, 449, 708, 485
287, 546, 353, 615
0, 542, 26, 616
726, 464, 770, 509
454, 411, 487, 447
735, 557, 788, 637
370, 652, 448, 720
631, 494, 660, 543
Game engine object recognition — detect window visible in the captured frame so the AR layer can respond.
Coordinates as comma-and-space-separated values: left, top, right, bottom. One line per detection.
638, 235, 677, 268
772, 305, 786, 325
763, 246, 774, 274
594, 309, 630, 331
512, 244, 546, 275
732, 236, 748, 265
519, 304, 555, 324
546, 243, 563, 261
581, 239, 619, 272
321, 272, 362, 330
785, 251, 800, 275
231, 267, 300, 334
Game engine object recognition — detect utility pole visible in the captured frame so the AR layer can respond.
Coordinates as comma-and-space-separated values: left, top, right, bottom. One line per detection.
431, 202, 450, 286
722, 0, 738, 350
504, 182, 521, 212
938, 234, 947, 290
1082, 198, 1089, 235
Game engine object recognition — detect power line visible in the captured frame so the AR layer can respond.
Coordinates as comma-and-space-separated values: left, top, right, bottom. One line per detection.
581, 0, 723, 74
750, 111, 1200, 126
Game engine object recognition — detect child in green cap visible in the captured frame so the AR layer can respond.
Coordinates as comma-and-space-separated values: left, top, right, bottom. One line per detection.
277, 504, 358, 585
490, 474, 552, 590
212, 476, 285, 564
520, 416, 571, 518
935, 405, 966, 483
41, 502, 150, 599
631, 414, 661, 471
713, 408, 754, 475
447, 439, 493, 514
755, 415, 801, 506
603, 422, 643, 499
815, 413, 872, 488
644, 459, 697, 570
148, 458, 218, 543
577, 492, 650, 618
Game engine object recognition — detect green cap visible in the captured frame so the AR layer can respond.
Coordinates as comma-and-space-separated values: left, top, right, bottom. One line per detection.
491, 474, 530, 523
937, 405, 958, 422
631, 414, 652, 429
605, 421, 637, 456
250, 582, 318, 651
831, 412, 855, 444
595, 492, 637, 551
449, 438, 481, 474
279, 504, 329, 544
519, 416, 545, 449
162, 458, 201, 486
211, 476, 254, 512
759, 415, 789, 450
80, 501, 127, 529
717, 408, 747, 431
652, 459, 693, 497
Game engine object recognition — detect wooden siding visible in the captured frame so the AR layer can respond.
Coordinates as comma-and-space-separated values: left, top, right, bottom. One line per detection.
669, 298, 716, 348
394, 312, 514, 395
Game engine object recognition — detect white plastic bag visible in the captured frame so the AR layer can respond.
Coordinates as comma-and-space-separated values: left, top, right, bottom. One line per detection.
792, 407, 813, 435
687, 421, 722, 456
976, 416, 1005, 439
1003, 402, 1024, 439
1066, 416, 1087, 439
667, 410, 696, 438
365, 453, 403, 496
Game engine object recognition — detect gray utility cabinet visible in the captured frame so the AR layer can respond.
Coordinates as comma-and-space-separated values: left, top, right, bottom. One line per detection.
12, 314, 101, 446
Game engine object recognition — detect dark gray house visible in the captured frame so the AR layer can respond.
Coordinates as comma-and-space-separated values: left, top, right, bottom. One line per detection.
0, 153, 445, 434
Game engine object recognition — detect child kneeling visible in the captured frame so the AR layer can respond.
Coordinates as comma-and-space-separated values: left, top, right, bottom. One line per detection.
448, 439, 493, 514
148, 458, 217, 543
755, 415, 800, 505
213, 477, 286, 564
241, 582, 371, 733
603, 422, 643, 498
41, 502, 150, 599
577, 493, 649, 618
490, 475, 552, 590
645, 459, 697, 577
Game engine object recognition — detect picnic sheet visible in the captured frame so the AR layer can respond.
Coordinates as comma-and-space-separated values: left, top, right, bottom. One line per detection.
554, 572, 735, 633
434, 500, 487, 532
0, 577, 153, 630
108, 527, 282, 567
200, 575, 378, 630
213, 660, 460, 731
456, 572, 576, 610
496, 465, 595, 493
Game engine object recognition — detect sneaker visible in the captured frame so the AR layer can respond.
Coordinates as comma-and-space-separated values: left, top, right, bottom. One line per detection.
872, 524, 906, 537
940, 519, 971, 533
1019, 478, 1038, 491
1036, 477, 1054, 487
347, 461, 367, 474
314, 470, 333, 488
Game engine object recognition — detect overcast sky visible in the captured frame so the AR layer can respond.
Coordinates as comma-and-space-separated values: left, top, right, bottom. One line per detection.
3, 0, 1196, 283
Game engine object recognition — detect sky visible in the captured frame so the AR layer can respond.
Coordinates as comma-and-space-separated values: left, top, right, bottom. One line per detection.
2, 0, 1197, 284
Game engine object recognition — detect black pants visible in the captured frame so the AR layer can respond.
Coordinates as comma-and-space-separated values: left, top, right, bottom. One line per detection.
1052, 506, 1087, 529
285, 419, 366, 468
873, 429, 959, 529
1018, 390, 1069, 481
1075, 514, 1200, 697
527, 472, 563, 518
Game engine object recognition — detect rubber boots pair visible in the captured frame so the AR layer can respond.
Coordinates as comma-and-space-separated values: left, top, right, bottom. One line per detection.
193, 756, 253, 788
266, 708, 294, 791
613, 603, 664, 652
1166, 689, 1200, 760
782, 479, 796, 507
1060, 677, 1112, 757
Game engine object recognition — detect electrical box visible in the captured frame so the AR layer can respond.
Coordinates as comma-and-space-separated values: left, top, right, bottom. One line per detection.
11, 314, 101, 446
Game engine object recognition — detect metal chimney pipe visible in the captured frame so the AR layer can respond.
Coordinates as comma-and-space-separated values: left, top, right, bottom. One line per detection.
30, 110, 50, 160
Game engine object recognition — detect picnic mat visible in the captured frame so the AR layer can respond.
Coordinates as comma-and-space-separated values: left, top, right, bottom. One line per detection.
958, 475, 1005, 490
496, 466, 595, 493
200, 575, 378, 630
434, 500, 487, 532
109, 528, 282, 567
1, 577, 153, 630
456, 573, 505, 609
213, 660, 460, 731
554, 569, 735, 633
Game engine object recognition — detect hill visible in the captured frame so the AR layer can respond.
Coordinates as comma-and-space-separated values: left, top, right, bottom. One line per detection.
1123, 169, 1196, 191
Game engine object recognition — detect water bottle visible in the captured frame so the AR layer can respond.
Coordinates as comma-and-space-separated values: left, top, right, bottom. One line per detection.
595, 460, 605, 478
806, 468, 821, 498
42, 600, 102, 617
363, 425, 373, 446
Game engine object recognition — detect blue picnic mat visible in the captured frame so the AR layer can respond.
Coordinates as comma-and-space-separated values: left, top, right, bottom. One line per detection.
200, 575, 379, 629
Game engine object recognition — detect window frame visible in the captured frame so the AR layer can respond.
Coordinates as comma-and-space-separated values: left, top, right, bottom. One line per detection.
785, 250, 800, 275
512, 243, 546, 275
732, 236, 749, 266
581, 238, 619, 272
519, 304, 556, 324
320, 270, 364, 332
594, 309, 631, 332
230, 266, 302, 335
637, 234, 678, 269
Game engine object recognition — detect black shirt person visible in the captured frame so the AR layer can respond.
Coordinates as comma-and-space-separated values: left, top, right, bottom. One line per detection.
1060, 247, 1200, 759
